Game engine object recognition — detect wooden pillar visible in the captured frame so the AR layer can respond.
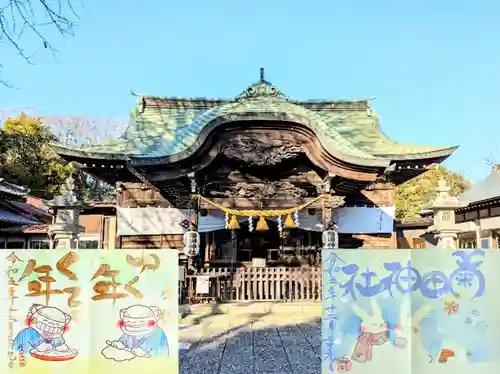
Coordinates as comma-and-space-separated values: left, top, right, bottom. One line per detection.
204, 232, 215, 263
231, 230, 238, 262
188, 173, 199, 232
188, 173, 199, 270
322, 194, 333, 230
321, 175, 333, 230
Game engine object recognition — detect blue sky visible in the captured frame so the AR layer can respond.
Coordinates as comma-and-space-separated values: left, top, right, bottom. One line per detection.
1, 0, 499, 182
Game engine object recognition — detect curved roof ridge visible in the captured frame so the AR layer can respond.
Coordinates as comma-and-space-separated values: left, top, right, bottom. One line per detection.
183, 98, 383, 162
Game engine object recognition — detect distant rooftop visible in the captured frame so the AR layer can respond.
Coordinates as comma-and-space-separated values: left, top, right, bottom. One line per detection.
458, 166, 500, 205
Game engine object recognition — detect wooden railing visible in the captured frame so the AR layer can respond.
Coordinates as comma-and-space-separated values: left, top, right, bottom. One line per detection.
180, 267, 322, 304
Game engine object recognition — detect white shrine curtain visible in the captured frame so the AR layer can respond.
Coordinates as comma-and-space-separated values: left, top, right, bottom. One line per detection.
117, 206, 395, 235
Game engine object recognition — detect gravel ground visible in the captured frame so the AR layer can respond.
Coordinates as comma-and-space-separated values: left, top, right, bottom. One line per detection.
180, 316, 321, 374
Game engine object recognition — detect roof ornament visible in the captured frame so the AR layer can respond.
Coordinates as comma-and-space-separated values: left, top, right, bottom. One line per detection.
426, 177, 468, 210
235, 67, 288, 101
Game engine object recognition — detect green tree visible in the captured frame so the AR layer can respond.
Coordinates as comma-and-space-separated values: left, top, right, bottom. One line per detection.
395, 166, 470, 220
0, 113, 73, 196
0, 113, 118, 201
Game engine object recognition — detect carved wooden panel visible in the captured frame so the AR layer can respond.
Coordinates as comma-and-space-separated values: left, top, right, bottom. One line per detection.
220, 136, 301, 166
118, 183, 172, 207
208, 180, 308, 199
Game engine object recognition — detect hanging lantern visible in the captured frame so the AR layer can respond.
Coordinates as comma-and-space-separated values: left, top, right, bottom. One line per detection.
293, 211, 300, 227
248, 216, 254, 232
224, 212, 229, 229
322, 229, 339, 249
277, 215, 283, 233
227, 215, 240, 230
183, 231, 200, 257
256, 216, 269, 231
283, 213, 295, 229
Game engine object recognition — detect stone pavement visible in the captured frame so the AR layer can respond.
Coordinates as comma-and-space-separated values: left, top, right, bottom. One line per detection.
179, 302, 322, 374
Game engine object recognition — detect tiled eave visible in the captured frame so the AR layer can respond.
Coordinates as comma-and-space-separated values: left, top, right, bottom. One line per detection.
456, 198, 500, 212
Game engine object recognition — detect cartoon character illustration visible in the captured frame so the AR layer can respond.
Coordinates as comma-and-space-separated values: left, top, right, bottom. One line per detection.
11, 304, 78, 361
395, 297, 432, 364
350, 298, 406, 363
101, 304, 169, 362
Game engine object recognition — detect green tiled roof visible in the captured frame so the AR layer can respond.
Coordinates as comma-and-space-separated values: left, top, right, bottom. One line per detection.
51, 77, 456, 167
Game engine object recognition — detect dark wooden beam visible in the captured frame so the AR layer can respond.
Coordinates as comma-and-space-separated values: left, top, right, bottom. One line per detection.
199, 197, 329, 210
197, 173, 324, 186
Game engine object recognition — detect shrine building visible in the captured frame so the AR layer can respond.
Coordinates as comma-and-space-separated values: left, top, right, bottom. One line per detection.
51, 69, 456, 274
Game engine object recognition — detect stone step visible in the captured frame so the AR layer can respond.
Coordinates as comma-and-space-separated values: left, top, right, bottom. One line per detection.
179, 301, 321, 321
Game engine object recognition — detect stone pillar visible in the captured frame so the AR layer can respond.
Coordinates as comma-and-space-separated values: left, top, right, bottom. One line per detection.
426, 178, 468, 248
48, 176, 85, 249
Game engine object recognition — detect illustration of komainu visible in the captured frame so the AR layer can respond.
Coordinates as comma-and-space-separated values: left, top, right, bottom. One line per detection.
101, 304, 169, 362
395, 297, 433, 364
351, 298, 406, 363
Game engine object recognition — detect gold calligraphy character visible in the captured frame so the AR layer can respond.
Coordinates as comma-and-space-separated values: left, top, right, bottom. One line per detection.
123, 253, 162, 298
19, 252, 81, 307
6, 252, 23, 266
92, 256, 160, 302
92, 264, 130, 301
125, 253, 161, 273
57, 252, 81, 307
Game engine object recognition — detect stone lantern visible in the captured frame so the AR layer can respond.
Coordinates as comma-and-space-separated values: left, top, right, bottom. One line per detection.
426, 178, 468, 248
48, 175, 85, 249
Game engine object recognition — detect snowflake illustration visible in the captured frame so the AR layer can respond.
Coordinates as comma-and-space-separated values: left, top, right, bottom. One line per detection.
444, 300, 460, 316
455, 271, 474, 288
465, 316, 473, 325
472, 309, 480, 317
475, 321, 489, 333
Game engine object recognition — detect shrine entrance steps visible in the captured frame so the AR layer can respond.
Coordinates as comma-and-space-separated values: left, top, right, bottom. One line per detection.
183, 301, 320, 320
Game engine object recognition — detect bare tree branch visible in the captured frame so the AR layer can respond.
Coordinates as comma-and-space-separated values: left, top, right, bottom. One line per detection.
0, 0, 81, 86
43, 115, 126, 201
42, 115, 126, 145
484, 155, 497, 171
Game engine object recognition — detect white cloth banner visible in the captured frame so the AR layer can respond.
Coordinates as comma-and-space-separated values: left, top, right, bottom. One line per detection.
117, 206, 395, 235
197, 211, 228, 232
196, 276, 210, 294
197, 206, 395, 234
334, 206, 395, 234
117, 207, 190, 235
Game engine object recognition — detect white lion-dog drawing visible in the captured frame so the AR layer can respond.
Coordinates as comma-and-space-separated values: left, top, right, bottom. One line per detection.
395, 297, 469, 365
351, 298, 406, 364
439, 321, 469, 364
394, 297, 433, 365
